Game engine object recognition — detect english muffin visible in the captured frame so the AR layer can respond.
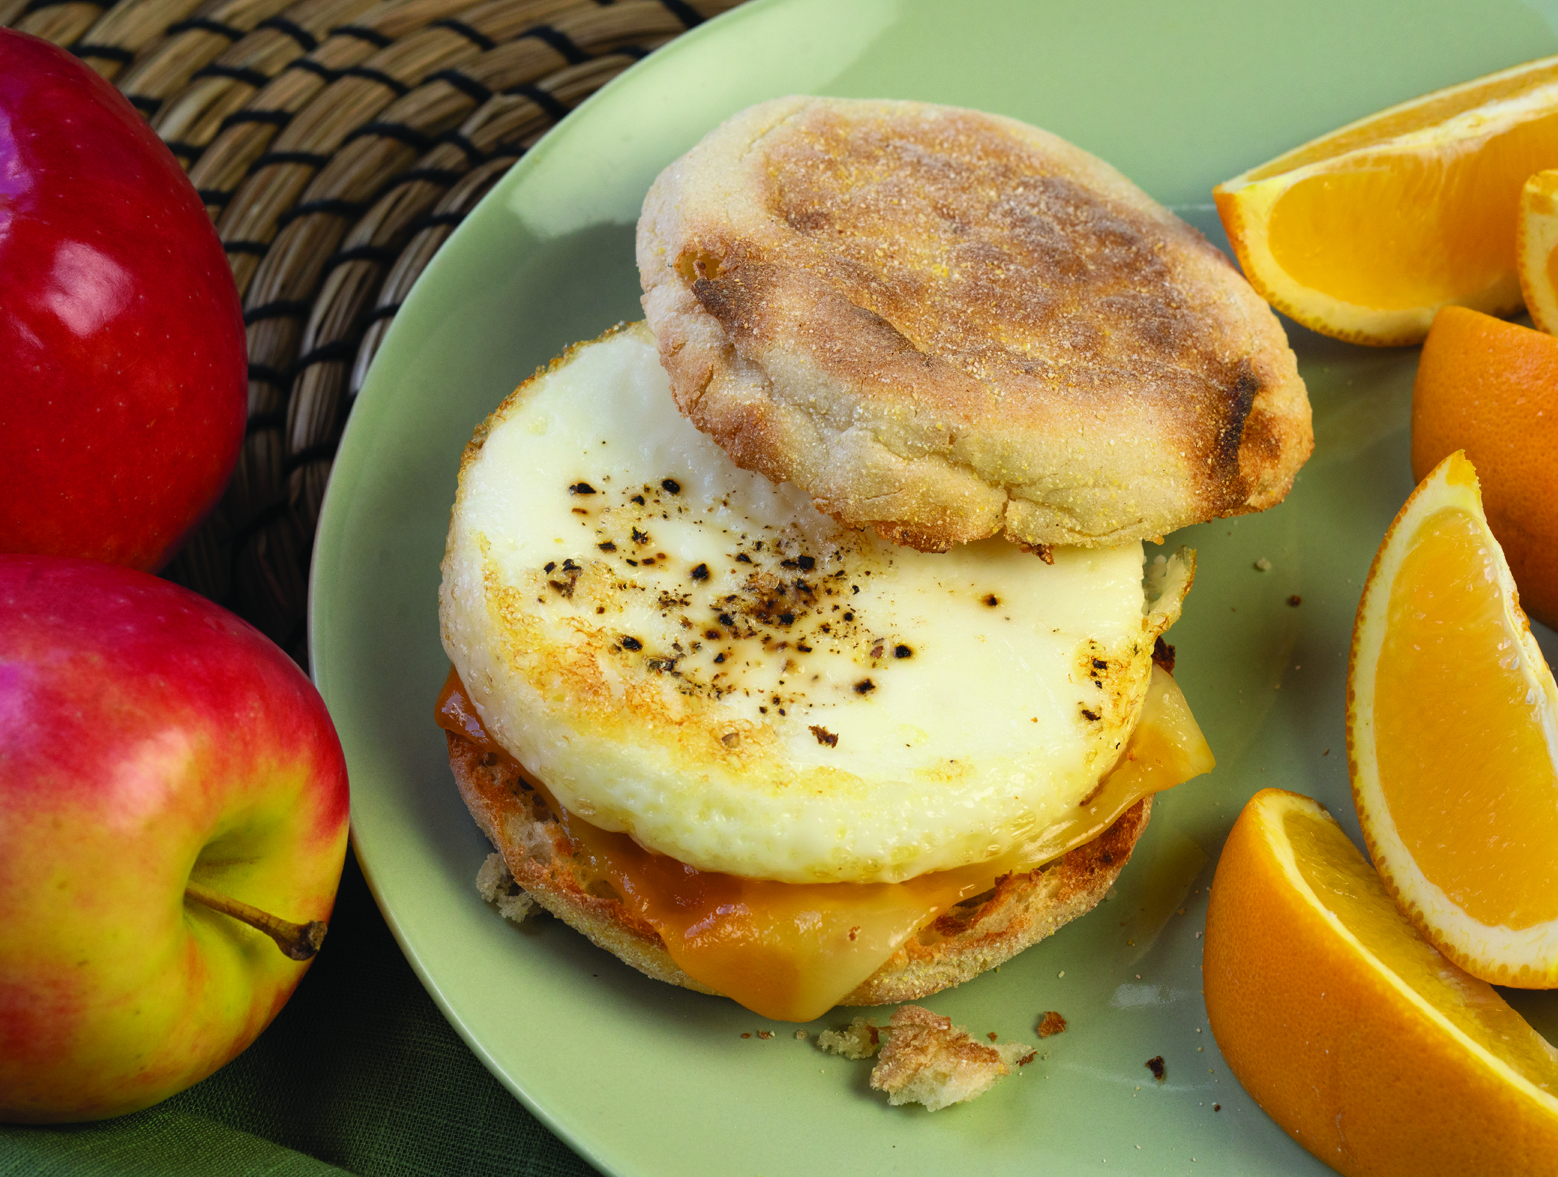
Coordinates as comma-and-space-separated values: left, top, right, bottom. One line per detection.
637, 96, 1312, 552
456, 730, 1152, 1011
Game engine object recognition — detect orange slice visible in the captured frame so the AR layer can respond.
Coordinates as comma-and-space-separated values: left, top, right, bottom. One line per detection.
1214, 54, 1558, 346
1411, 306, 1558, 629
1349, 450, 1558, 987
1518, 169, 1558, 333
1204, 788, 1558, 1177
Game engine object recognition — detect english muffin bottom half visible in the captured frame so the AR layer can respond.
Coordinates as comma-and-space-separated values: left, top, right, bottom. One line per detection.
437, 325, 1213, 1021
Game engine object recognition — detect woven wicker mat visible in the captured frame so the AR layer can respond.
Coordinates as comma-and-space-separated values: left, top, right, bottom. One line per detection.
4, 0, 745, 663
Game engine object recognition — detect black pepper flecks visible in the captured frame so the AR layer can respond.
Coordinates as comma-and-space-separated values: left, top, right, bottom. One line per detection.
533, 470, 915, 712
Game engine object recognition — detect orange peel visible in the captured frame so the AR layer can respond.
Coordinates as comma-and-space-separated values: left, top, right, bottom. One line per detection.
1215, 54, 1558, 345
1205, 787, 1558, 1177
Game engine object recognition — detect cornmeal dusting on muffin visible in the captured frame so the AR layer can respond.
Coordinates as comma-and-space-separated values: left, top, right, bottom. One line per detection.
638, 97, 1312, 552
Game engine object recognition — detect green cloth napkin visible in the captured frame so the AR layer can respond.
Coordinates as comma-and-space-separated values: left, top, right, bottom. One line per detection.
0, 851, 599, 1177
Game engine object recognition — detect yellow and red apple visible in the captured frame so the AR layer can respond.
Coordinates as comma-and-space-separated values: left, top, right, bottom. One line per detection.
0, 30, 246, 572
0, 556, 350, 1122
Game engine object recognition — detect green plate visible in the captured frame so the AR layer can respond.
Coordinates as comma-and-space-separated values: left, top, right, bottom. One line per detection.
311, 1, 1558, 1172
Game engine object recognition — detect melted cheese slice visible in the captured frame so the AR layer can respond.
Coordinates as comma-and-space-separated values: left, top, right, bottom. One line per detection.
440, 324, 1196, 884
439, 665, 1212, 1020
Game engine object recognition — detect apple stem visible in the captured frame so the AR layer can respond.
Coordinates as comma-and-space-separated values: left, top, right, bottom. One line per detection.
183, 880, 327, 961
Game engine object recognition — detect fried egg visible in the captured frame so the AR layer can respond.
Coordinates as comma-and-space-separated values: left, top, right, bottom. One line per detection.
439, 323, 1190, 884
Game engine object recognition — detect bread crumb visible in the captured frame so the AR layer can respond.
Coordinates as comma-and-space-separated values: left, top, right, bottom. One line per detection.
757, 1030, 773, 1039
1146, 1055, 1166, 1081
869, 1005, 1035, 1112
817, 1016, 882, 1060
1254, 557, 1272, 571
1036, 1010, 1068, 1038
475, 852, 535, 923
794, 1029, 808, 1040
741, 1033, 751, 1039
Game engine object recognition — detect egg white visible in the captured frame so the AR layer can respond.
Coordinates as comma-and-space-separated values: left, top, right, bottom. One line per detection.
440, 324, 1186, 883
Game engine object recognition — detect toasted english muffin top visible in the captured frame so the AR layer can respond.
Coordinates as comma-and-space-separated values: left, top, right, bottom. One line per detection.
637, 96, 1312, 552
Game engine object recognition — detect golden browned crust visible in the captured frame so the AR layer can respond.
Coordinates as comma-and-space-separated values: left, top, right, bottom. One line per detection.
448, 729, 1150, 1011
638, 96, 1312, 551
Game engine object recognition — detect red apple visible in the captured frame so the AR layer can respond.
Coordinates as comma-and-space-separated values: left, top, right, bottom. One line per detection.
0, 556, 349, 1122
0, 31, 247, 572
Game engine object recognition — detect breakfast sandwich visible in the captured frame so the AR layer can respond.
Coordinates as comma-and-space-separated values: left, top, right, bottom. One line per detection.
436, 97, 1310, 1024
